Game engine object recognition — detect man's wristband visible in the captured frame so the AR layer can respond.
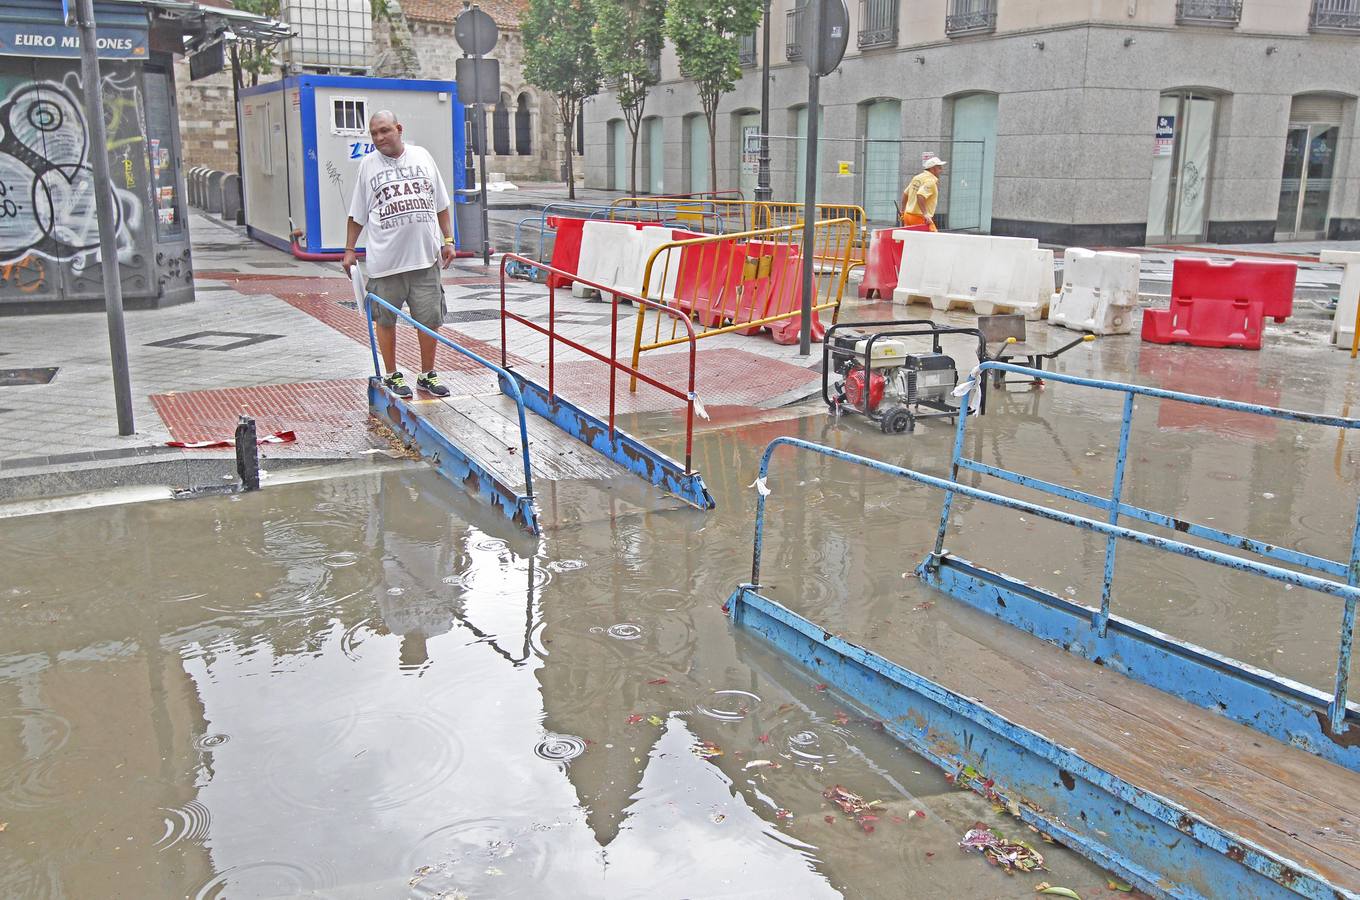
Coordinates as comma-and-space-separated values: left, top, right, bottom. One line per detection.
442, 236, 454, 246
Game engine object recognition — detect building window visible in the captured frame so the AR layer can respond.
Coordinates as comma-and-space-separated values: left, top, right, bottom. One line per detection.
331, 96, 367, 135
1175, 0, 1242, 25
739, 30, 757, 67
786, 1, 806, 61
859, 0, 898, 49
1311, 0, 1360, 31
515, 93, 532, 156
945, 0, 996, 36
492, 93, 511, 156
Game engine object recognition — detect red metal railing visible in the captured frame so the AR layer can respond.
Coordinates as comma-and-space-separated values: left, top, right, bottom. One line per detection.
498, 253, 702, 474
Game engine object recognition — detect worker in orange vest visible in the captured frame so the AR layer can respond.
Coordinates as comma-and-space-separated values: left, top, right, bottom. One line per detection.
901, 156, 946, 230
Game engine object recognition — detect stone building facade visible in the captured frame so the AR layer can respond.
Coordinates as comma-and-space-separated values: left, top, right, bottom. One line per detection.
584, 0, 1360, 245
174, 0, 576, 184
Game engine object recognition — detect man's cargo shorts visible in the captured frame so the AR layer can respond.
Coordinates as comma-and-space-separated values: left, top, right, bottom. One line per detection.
367, 264, 446, 330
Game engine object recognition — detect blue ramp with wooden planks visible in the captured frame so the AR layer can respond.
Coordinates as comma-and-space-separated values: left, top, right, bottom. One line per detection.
726, 364, 1360, 899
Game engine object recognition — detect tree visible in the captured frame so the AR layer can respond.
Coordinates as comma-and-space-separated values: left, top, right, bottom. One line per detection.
665, 0, 763, 196
523, 0, 602, 200
592, 0, 665, 197
233, 0, 282, 86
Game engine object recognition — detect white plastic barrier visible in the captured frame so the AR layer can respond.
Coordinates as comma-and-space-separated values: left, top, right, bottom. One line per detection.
891, 231, 1055, 320
1321, 249, 1360, 349
1048, 247, 1141, 335
573, 222, 687, 301
572, 220, 634, 297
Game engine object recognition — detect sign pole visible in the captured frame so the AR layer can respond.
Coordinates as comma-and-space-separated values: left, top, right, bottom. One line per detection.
76, 0, 134, 435
798, 0, 823, 357
478, 100, 490, 266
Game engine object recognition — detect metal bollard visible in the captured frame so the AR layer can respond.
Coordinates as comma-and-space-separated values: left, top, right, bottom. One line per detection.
235, 414, 260, 491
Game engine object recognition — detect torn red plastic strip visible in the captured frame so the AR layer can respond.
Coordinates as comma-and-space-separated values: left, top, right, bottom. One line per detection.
166, 430, 297, 449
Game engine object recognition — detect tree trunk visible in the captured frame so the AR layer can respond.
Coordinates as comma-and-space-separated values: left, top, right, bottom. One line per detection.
560, 97, 577, 200
706, 105, 718, 198
628, 122, 640, 198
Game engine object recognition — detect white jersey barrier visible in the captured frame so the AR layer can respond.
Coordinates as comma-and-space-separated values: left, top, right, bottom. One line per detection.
1320, 249, 1360, 349
573, 221, 686, 301
1048, 247, 1141, 335
891, 231, 1054, 320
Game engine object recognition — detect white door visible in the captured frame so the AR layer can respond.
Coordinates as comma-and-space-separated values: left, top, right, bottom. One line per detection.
647, 118, 665, 194
795, 106, 824, 202
1147, 93, 1216, 243
737, 112, 760, 200
687, 116, 710, 194
864, 100, 901, 223
950, 93, 996, 233
610, 120, 627, 191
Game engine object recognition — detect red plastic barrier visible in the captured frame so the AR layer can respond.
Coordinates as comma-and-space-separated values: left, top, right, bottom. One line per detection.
546, 216, 585, 288
1140, 258, 1297, 350
858, 225, 929, 300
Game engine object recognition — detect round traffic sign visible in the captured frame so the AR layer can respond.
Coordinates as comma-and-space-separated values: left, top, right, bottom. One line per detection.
455, 7, 499, 56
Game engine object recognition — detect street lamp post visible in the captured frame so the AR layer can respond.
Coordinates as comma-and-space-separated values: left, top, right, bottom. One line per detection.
76, 0, 134, 435
754, 0, 772, 206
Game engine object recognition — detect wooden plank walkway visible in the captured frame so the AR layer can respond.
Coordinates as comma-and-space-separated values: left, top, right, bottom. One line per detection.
850, 598, 1360, 889
408, 392, 632, 492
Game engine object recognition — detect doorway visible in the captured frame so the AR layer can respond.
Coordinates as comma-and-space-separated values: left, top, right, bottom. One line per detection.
863, 100, 901, 223
1147, 92, 1217, 243
1276, 95, 1343, 241
736, 111, 760, 200
646, 118, 664, 194
950, 93, 996, 232
686, 115, 710, 194
609, 119, 627, 191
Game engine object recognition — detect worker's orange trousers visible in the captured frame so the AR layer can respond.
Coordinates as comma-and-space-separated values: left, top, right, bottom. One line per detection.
900, 212, 937, 231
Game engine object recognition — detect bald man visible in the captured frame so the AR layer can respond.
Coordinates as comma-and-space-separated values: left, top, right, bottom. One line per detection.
344, 110, 457, 399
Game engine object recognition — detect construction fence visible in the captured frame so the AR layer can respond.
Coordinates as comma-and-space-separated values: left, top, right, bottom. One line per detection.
739, 136, 986, 231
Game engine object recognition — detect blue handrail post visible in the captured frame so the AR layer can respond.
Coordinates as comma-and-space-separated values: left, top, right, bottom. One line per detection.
366, 291, 535, 500
1095, 392, 1137, 637
363, 290, 382, 379
933, 372, 975, 560
1331, 501, 1360, 733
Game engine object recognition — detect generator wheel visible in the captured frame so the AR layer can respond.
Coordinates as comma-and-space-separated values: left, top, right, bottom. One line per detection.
880, 405, 914, 434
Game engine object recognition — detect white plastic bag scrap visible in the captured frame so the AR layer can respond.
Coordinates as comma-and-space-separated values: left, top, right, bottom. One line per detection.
950, 364, 984, 415
749, 477, 771, 497
688, 392, 710, 421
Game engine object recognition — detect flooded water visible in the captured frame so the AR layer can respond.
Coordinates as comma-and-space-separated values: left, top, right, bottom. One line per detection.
3, 322, 1358, 897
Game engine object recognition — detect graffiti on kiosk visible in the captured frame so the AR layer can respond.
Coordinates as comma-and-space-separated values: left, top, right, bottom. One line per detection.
0, 75, 144, 268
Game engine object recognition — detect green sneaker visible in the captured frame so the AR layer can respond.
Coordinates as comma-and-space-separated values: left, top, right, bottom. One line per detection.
383, 371, 412, 399
417, 371, 450, 397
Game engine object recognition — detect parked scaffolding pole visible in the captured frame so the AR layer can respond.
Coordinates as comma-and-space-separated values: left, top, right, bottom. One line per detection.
76, 0, 134, 435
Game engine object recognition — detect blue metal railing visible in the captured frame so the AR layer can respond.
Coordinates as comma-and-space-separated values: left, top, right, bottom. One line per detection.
748, 364, 1360, 735
363, 291, 535, 498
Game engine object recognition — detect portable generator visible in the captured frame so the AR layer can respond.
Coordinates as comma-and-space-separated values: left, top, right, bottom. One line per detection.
824, 321, 988, 433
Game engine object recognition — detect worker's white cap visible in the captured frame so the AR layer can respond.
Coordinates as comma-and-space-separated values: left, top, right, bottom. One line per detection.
924, 156, 947, 168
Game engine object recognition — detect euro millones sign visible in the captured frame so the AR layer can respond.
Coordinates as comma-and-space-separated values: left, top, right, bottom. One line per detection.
454, 6, 498, 56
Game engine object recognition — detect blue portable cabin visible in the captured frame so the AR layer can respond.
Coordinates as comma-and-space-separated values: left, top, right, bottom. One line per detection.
239, 74, 468, 255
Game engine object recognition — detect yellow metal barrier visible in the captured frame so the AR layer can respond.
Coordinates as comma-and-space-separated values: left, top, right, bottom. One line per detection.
607, 197, 868, 266
628, 218, 856, 391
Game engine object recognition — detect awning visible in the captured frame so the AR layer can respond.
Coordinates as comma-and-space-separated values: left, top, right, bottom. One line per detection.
0, 0, 289, 58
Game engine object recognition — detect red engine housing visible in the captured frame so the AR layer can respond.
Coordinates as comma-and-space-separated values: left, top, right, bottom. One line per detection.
844, 367, 885, 412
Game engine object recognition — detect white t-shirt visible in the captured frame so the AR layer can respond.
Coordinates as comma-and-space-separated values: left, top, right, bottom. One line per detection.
348, 142, 451, 278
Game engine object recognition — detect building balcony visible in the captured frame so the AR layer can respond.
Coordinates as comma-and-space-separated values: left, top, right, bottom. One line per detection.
786, 4, 805, 61
739, 30, 757, 67
1311, 0, 1360, 32
1175, 0, 1242, 25
858, 0, 898, 49
946, 0, 996, 37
